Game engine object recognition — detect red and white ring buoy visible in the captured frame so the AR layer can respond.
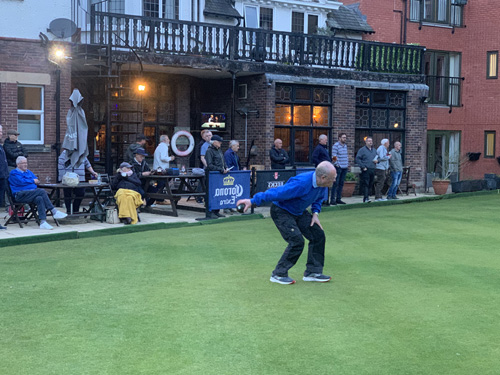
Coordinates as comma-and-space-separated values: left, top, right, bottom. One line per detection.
171, 130, 195, 156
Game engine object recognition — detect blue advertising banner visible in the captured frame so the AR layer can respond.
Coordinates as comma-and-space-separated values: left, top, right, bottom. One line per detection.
208, 170, 251, 210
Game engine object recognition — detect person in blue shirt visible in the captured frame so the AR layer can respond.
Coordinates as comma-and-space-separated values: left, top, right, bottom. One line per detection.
311, 134, 330, 167
9, 156, 67, 230
224, 140, 241, 171
237, 161, 337, 285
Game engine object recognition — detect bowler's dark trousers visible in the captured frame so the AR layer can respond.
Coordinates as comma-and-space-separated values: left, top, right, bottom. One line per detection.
270, 204, 326, 277
15, 189, 54, 220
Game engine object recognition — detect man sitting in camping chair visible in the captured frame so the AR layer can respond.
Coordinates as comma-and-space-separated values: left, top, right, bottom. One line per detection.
9, 156, 67, 230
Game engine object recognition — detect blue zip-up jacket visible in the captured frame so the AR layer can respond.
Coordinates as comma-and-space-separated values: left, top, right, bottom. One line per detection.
9, 168, 37, 196
224, 148, 240, 171
251, 171, 326, 215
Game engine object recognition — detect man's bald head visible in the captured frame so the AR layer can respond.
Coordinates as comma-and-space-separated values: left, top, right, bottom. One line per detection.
316, 161, 337, 188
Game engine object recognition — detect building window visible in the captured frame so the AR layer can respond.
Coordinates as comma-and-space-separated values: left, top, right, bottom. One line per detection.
244, 6, 258, 28
17, 85, 44, 144
487, 51, 498, 79
307, 15, 318, 34
291, 12, 304, 33
424, 50, 462, 106
275, 85, 332, 165
143, 0, 179, 19
409, 0, 464, 27
485, 131, 496, 158
260, 7, 273, 30
355, 90, 406, 155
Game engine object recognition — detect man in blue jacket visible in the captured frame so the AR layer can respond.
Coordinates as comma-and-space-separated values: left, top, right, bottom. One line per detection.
237, 161, 336, 285
312, 134, 330, 166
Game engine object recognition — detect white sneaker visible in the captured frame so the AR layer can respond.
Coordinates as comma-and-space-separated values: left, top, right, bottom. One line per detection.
40, 222, 53, 230
53, 210, 67, 219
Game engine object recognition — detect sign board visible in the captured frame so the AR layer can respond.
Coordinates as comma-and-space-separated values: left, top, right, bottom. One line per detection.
208, 170, 251, 210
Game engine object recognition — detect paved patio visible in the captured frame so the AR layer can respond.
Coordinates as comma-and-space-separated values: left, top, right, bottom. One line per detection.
0, 193, 433, 242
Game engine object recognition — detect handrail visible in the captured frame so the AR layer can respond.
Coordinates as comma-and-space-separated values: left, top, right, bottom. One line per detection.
88, 9, 426, 75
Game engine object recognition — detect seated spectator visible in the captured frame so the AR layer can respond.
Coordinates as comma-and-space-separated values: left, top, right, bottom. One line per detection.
131, 147, 154, 206
58, 148, 99, 213
111, 162, 144, 225
9, 156, 67, 230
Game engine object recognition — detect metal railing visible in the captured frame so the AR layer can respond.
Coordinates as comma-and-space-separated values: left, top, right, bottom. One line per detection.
89, 7, 425, 75
425, 75, 463, 107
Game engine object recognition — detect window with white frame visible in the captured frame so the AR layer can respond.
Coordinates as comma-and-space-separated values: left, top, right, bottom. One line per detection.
88, 0, 124, 13
17, 86, 44, 144
143, 0, 179, 19
409, 0, 464, 27
244, 6, 258, 28
259, 7, 273, 30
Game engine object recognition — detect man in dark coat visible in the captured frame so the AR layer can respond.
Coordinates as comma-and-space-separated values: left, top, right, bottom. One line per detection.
206, 135, 229, 218
312, 134, 330, 167
0, 125, 9, 228
269, 139, 289, 169
3, 129, 27, 169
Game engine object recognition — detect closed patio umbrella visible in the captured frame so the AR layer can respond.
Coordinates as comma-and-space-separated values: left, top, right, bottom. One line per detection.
62, 89, 89, 168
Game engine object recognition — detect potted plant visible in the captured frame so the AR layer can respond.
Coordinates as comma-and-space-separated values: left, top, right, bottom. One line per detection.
432, 154, 470, 195
342, 172, 357, 197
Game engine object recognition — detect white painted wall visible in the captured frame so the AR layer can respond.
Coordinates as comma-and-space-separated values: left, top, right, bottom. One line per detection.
0, 0, 71, 40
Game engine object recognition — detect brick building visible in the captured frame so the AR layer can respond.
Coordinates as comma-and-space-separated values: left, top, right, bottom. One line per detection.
343, 0, 499, 181
0, 1, 72, 182
1, 0, 430, 189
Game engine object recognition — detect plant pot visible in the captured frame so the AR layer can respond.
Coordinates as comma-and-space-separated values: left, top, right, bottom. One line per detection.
432, 180, 450, 195
342, 181, 356, 197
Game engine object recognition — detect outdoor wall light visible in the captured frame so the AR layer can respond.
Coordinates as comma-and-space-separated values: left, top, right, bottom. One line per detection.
420, 96, 430, 104
138, 84, 146, 92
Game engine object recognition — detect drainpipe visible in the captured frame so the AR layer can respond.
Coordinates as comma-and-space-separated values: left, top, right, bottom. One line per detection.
402, 0, 408, 44
393, 10, 404, 45
230, 71, 236, 140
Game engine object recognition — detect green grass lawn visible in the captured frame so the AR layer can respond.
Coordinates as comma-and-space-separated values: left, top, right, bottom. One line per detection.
1, 195, 500, 374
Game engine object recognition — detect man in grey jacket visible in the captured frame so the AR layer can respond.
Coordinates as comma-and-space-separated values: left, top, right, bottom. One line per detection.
387, 141, 403, 199
374, 139, 391, 201
355, 137, 377, 203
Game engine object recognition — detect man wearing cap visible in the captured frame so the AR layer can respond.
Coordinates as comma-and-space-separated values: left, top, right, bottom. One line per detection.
125, 134, 147, 164
206, 135, 230, 218
112, 162, 144, 224
3, 129, 28, 170
0, 125, 9, 228
131, 147, 154, 206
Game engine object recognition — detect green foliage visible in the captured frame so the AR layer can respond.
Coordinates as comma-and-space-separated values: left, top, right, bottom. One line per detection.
344, 172, 357, 181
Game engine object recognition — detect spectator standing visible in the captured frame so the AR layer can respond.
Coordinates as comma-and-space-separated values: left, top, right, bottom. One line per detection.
9, 156, 67, 230
3, 129, 28, 170
374, 139, 391, 201
237, 161, 337, 285
387, 141, 403, 200
125, 134, 147, 163
206, 135, 229, 218
355, 137, 377, 203
58, 149, 98, 214
330, 133, 349, 205
199, 130, 213, 169
312, 134, 330, 167
153, 134, 175, 170
0, 125, 8, 228
224, 140, 241, 171
269, 139, 289, 169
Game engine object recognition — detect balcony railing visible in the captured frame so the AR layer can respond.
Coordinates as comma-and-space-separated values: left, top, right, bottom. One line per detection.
425, 75, 463, 108
89, 8, 425, 75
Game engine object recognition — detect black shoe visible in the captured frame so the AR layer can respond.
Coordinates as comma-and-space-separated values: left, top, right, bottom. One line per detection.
323, 201, 330, 206
330, 201, 337, 206
214, 212, 226, 218
196, 198, 204, 204
336, 200, 346, 205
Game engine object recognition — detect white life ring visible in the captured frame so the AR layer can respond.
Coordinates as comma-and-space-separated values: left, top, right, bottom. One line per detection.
171, 130, 195, 157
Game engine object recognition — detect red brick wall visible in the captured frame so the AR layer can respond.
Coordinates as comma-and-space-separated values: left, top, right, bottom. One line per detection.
343, 0, 500, 178
0, 37, 71, 181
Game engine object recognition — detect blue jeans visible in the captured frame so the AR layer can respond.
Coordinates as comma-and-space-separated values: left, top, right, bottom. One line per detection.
387, 171, 402, 198
15, 189, 54, 220
330, 167, 347, 203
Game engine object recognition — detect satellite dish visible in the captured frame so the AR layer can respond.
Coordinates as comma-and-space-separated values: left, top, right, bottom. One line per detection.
48, 18, 77, 38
